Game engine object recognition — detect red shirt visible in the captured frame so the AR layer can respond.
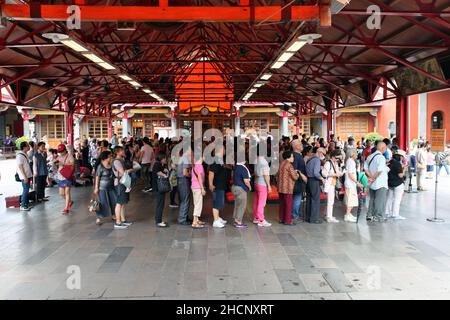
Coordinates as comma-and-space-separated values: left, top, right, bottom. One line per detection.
362, 146, 372, 161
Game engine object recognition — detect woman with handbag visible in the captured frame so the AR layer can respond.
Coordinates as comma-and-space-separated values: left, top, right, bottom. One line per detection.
112, 146, 134, 230
416, 142, 427, 191
344, 149, 363, 223
93, 150, 117, 226
56, 144, 75, 215
322, 150, 343, 223
152, 152, 170, 228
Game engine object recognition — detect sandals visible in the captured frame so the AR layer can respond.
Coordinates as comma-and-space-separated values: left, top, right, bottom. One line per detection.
192, 222, 205, 229
197, 220, 206, 225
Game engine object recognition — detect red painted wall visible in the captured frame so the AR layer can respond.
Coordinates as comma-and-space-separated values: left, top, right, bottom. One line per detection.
377, 98, 396, 138
426, 89, 450, 143
408, 95, 419, 142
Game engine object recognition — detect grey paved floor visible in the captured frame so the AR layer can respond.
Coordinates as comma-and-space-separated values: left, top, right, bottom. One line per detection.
1, 159, 450, 300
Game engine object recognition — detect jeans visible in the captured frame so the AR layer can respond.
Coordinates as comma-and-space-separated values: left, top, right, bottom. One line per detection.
385, 185, 404, 217
253, 184, 268, 222
292, 193, 302, 219
307, 178, 321, 222
177, 177, 191, 223
35, 175, 47, 200
278, 193, 293, 224
439, 164, 450, 175
21, 180, 30, 208
155, 191, 166, 224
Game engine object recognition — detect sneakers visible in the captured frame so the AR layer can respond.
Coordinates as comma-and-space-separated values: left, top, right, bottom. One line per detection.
258, 220, 272, 227
142, 188, 152, 193
122, 221, 133, 226
326, 217, 340, 223
213, 220, 225, 228
393, 215, 406, 220
219, 218, 227, 225
233, 222, 248, 229
157, 222, 168, 228
253, 219, 260, 224
169, 204, 179, 208
344, 214, 357, 223
20, 206, 31, 212
114, 223, 128, 230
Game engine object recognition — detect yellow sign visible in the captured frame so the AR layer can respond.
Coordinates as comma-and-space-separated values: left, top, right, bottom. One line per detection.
431, 129, 446, 152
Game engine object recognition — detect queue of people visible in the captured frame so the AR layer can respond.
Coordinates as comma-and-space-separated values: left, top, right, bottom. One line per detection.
14, 132, 447, 230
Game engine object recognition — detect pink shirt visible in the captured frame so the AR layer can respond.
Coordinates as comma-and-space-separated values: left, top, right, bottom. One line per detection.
191, 164, 205, 189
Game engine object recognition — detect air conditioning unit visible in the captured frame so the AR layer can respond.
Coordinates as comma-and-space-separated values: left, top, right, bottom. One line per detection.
331, 0, 351, 14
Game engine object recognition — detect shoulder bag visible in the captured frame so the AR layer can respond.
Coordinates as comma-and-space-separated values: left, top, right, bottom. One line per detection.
60, 155, 75, 180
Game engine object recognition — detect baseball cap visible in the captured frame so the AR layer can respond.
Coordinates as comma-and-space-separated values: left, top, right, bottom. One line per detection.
57, 144, 67, 153
396, 149, 407, 158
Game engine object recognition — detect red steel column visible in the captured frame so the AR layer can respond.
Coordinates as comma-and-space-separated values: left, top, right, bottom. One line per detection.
396, 96, 408, 150
66, 109, 74, 146
327, 109, 333, 140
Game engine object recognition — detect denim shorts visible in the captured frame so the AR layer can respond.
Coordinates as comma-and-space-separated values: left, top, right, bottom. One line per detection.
213, 190, 225, 210
58, 179, 73, 188
115, 183, 130, 205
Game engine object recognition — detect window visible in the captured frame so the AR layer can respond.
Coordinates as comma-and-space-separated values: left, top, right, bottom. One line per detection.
431, 111, 443, 129
88, 119, 109, 139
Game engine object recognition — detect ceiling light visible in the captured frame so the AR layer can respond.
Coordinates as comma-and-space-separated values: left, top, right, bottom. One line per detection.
278, 52, 295, 62
298, 33, 322, 44
42, 32, 69, 43
261, 73, 272, 80
129, 81, 142, 87
118, 74, 132, 81
60, 39, 88, 52
286, 40, 307, 52
143, 89, 152, 94
249, 88, 257, 93
82, 53, 105, 64
254, 82, 267, 88
150, 93, 161, 100
271, 61, 286, 69
98, 62, 116, 70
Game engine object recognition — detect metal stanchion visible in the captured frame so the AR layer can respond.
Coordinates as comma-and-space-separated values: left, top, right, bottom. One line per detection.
427, 154, 444, 223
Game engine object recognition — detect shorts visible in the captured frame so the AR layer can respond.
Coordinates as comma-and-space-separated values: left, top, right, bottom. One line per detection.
115, 183, 130, 205
427, 165, 434, 172
213, 190, 225, 210
58, 179, 73, 188
344, 186, 358, 208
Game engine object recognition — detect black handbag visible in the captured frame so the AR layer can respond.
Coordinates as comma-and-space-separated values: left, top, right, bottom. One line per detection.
157, 176, 171, 193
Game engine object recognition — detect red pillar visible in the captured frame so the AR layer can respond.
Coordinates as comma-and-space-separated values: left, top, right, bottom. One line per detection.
327, 109, 333, 140
66, 110, 74, 146
396, 96, 408, 150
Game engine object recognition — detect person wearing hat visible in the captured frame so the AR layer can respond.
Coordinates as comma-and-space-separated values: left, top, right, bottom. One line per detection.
56, 143, 75, 215
385, 149, 407, 220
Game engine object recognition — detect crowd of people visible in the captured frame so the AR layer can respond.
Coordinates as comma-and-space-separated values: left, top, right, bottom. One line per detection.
13, 131, 450, 231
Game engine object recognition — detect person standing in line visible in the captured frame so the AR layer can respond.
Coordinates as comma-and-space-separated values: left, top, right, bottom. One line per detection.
364, 140, 389, 222
33, 142, 49, 203
153, 152, 170, 228
415, 142, 427, 191
437, 146, 450, 175
291, 140, 308, 222
232, 155, 251, 228
93, 150, 117, 226
191, 151, 206, 229
385, 149, 407, 220
112, 146, 134, 229
253, 147, 272, 227
56, 144, 75, 215
209, 148, 228, 228
168, 160, 179, 208
305, 147, 326, 224
344, 149, 362, 223
177, 148, 192, 225
140, 137, 154, 192
16, 141, 33, 211
322, 150, 343, 223
278, 151, 300, 225
110, 133, 118, 150
426, 146, 435, 179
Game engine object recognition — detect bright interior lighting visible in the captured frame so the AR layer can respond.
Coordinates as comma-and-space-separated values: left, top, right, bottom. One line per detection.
82, 53, 105, 64
271, 61, 286, 69
61, 39, 88, 52
118, 74, 132, 81
129, 81, 142, 87
277, 51, 295, 62
254, 82, 265, 88
286, 40, 307, 52
261, 73, 272, 80
150, 93, 161, 100
249, 88, 257, 93
143, 89, 152, 94
98, 62, 116, 70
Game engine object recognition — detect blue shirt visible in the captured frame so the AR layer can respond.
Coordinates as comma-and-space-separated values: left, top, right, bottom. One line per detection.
33, 152, 48, 176
306, 156, 322, 180
233, 163, 251, 192
364, 151, 389, 190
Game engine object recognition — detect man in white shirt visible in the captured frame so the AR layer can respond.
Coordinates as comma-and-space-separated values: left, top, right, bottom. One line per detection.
16, 141, 33, 211
364, 140, 389, 222
141, 137, 155, 192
